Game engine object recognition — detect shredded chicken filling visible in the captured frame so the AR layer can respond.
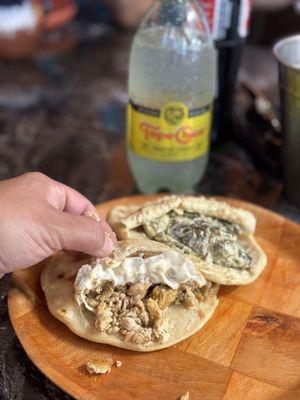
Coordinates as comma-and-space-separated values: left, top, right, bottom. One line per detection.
143, 211, 252, 270
84, 280, 211, 345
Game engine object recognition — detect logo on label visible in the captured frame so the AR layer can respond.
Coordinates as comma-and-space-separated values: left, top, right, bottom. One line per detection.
140, 123, 205, 144
162, 103, 186, 125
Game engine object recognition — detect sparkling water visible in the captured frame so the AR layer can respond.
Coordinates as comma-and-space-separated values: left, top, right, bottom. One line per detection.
128, 23, 216, 193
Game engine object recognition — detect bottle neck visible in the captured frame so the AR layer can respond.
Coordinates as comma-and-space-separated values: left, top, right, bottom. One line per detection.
141, 0, 211, 38
157, 0, 195, 24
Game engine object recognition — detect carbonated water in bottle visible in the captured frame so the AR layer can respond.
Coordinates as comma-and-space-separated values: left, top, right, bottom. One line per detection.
127, 0, 216, 193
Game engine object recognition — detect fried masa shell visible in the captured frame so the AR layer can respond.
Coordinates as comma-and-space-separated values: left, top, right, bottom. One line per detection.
41, 240, 219, 352
107, 196, 267, 285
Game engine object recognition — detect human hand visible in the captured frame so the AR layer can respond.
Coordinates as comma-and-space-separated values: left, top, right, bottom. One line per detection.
0, 172, 116, 278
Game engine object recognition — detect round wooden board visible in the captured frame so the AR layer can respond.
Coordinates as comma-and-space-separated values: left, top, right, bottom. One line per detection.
8, 195, 300, 400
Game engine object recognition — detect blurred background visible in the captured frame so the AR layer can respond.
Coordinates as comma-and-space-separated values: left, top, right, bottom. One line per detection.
0, 0, 299, 219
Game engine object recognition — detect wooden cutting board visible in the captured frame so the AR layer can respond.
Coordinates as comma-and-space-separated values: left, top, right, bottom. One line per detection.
8, 195, 300, 400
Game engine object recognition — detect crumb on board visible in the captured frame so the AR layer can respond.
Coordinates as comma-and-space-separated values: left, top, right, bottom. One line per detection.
179, 391, 190, 400
86, 357, 113, 375
57, 308, 67, 317
115, 360, 122, 368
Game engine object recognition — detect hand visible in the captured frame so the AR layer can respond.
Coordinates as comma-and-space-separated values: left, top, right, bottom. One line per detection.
0, 172, 116, 278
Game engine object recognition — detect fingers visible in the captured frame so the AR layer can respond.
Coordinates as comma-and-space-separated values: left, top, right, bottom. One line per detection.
50, 181, 96, 215
50, 181, 117, 241
98, 219, 117, 244
52, 212, 115, 257
16, 173, 117, 256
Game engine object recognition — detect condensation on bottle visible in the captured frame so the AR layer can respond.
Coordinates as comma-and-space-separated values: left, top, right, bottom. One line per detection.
127, 0, 216, 194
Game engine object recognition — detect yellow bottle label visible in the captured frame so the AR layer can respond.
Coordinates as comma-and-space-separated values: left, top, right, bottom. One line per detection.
127, 101, 212, 162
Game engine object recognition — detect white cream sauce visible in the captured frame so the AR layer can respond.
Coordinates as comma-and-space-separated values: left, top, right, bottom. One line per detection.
75, 251, 206, 309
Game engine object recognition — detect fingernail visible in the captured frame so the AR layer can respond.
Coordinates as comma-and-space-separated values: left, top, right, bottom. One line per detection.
99, 220, 117, 245
110, 231, 117, 242
101, 233, 115, 256
99, 219, 116, 238
99, 219, 110, 231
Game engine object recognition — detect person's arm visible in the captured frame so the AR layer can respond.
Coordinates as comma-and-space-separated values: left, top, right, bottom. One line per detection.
0, 172, 116, 278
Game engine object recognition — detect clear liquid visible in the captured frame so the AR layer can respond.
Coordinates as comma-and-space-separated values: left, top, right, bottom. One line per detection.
128, 27, 216, 193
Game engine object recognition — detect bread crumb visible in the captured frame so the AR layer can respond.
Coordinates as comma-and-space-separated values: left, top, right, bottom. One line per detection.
57, 308, 67, 316
85, 211, 100, 222
179, 392, 190, 400
86, 357, 113, 375
115, 360, 122, 368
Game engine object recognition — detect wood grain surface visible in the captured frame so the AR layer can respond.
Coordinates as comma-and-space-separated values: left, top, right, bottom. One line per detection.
8, 195, 300, 400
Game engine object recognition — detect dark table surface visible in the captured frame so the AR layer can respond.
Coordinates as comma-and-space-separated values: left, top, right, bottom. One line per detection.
0, 26, 299, 400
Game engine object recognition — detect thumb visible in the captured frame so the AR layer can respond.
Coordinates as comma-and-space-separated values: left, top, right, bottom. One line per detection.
52, 212, 115, 257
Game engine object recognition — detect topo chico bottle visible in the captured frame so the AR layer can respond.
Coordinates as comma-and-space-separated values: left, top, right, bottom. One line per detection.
127, 0, 216, 193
